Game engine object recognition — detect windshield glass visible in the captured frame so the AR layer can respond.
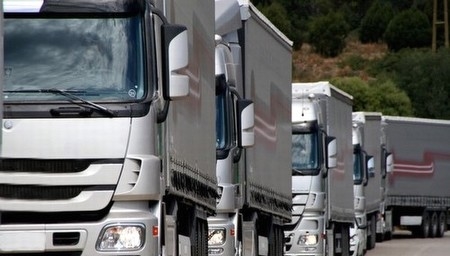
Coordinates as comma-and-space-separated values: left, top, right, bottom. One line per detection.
292, 132, 319, 172
353, 149, 363, 183
4, 15, 144, 102
216, 92, 230, 150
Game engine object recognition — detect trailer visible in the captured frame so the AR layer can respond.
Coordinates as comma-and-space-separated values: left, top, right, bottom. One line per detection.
2, 0, 215, 255
384, 116, 450, 238
285, 81, 354, 256
209, 1, 293, 255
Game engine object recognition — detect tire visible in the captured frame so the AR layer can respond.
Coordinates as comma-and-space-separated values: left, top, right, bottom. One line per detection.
384, 230, 392, 241
334, 224, 350, 256
420, 211, 430, 238
269, 224, 284, 256
192, 218, 208, 256
437, 211, 447, 238
341, 225, 350, 256
376, 232, 384, 243
366, 214, 376, 250
430, 212, 438, 238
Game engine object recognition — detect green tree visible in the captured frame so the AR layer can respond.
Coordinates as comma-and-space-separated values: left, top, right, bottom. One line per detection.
384, 8, 431, 51
330, 76, 413, 116
259, 2, 293, 38
257, 1, 304, 49
308, 12, 350, 57
359, 0, 394, 43
369, 48, 450, 118
368, 78, 413, 116
330, 77, 373, 111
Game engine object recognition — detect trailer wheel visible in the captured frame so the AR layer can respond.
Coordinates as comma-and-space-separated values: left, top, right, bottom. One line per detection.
430, 212, 438, 238
419, 211, 430, 238
437, 211, 447, 238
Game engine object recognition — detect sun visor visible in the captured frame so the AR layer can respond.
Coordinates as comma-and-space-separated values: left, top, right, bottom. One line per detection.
4, 0, 44, 13
215, 0, 242, 36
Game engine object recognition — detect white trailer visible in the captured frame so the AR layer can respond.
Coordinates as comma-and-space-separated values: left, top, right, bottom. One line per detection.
209, 1, 293, 255
351, 112, 393, 255
2, 0, 215, 255
285, 81, 354, 256
384, 116, 450, 239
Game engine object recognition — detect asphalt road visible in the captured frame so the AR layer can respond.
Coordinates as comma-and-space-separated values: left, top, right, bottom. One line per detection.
365, 230, 450, 256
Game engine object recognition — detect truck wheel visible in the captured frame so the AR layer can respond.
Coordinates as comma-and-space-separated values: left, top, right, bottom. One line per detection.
384, 230, 392, 241
191, 218, 208, 256
366, 214, 376, 250
419, 211, 430, 238
430, 212, 438, 238
335, 224, 350, 256
341, 225, 350, 256
437, 211, 447, 238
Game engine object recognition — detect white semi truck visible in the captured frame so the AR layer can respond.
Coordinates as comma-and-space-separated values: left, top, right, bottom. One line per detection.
383, 116, 450, 239
285, 81, 354, 256
209, 1, 293, 255
0, 0, 3, 147
2, 0, 216, 255
351, 112, 393, 255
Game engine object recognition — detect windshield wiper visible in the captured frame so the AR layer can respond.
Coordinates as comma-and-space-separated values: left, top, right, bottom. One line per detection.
5, 88, 117, 117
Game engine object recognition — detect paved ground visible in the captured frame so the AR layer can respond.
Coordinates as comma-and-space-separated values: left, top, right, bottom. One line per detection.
366, 230, 450, 256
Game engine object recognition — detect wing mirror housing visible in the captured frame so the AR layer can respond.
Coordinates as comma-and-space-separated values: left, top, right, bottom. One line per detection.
367, 155, 375, 178
326, 136, 337, 169
161, 24, 189, 100
386, 153, 394, 174
237, 99, 254, 148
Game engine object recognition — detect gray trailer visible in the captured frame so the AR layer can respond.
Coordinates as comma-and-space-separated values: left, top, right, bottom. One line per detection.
285, 81, 354, 256
209, 1, 292, 255
384, 116, 450, 238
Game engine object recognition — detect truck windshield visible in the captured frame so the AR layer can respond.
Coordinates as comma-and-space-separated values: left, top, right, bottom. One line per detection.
4, 15, 144, 102
292, 132, 319, 174
353, 147, 363, 184
216, 91, 232, 151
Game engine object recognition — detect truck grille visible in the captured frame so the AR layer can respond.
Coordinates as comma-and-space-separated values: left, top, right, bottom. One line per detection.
0, 158, 122, 217
0, 184, 86, 200
0, 159, 94, 173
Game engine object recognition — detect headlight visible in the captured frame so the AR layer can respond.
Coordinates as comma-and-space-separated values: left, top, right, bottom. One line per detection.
208, 228, 226, 246
96, 224, 145, 251
298, 234, 318, 245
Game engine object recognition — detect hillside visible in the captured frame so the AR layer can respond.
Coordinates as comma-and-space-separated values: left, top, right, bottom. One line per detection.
292, 37, 389, 82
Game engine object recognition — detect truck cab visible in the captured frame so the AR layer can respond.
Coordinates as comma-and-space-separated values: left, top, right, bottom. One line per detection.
1, 1, 216, 255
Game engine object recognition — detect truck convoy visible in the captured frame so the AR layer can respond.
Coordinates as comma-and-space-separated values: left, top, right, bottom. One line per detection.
351, 112, 393, 255
209, 0, 293, 255
383, 116, 450, 239
285, 81, 354, 256
2, 0, 216, 255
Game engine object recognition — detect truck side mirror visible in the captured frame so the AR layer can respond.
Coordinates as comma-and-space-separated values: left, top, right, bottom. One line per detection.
161, 24, 189, 100
385, 153, 394, 174
366, 155, 375, 178
326, 136, 337, 169
237, 99, 254, 148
